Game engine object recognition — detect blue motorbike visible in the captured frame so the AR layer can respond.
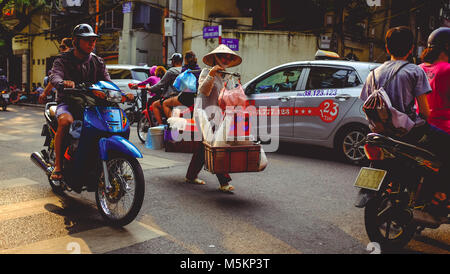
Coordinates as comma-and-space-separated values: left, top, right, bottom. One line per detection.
31, 81, 145, 226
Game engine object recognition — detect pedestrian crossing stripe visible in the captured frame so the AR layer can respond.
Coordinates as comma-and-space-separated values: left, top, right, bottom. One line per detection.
138, 155, 181, 169
0, 196, 63, 222
0, 221, 166, 254
0, 178, 167, 254
0, 177, 39, 189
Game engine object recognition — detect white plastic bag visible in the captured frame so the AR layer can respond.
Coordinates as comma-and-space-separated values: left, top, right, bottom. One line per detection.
195, 109, 214, 144
167, 117, 187, 131
212, 114, 233, 147
258, 147, 268, 171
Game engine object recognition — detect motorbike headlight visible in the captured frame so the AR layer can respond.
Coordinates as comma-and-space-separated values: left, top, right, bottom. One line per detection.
106, 89, 123, 103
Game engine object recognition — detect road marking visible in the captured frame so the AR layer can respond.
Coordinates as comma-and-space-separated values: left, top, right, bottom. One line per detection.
0, 178, 39, 189
0, 196, 63, 222
0, 133, 20, 141
139, 155, 181, 169
219, 220, 302, 254
0, 221, 167, 254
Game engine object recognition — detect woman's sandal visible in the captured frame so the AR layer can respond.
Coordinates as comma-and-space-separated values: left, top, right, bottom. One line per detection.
185, 178, 206, 185
219, 184, 234, 193
50, 170, 63, 181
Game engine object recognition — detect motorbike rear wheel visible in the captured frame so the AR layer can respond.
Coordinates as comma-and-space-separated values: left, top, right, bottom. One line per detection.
137, 114, 157, 143
364, 193, 417, 252
96, 152, 145, 227
125, 107, 137, 126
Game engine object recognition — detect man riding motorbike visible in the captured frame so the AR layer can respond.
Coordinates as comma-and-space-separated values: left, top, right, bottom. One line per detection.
360, 26, 450, 223
48, 23, 132, 181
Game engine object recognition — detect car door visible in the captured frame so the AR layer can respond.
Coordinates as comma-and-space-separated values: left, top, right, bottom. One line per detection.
246, 66, 305, 138
294, 65, 362, 140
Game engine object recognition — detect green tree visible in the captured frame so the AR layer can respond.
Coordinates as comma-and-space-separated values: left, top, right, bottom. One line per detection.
0, 0, 46, 75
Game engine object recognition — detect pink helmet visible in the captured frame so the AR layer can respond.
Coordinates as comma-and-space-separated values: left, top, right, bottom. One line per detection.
149, 66, 157, 76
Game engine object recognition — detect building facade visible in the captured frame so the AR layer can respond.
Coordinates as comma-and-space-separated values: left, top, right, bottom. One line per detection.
182, 0, 450, 83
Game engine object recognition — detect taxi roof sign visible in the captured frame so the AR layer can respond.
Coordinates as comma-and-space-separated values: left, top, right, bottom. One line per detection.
315, 50, 340, 60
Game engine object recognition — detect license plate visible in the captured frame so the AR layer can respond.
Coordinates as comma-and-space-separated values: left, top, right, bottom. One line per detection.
354, 167, 387, 191
2, 94, 9, 99
47, 96, 52, 99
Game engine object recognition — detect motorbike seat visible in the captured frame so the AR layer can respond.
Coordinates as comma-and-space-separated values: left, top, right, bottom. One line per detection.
45, 102, 58, 124
366, 133, 438, 162
49, 106, 57, 118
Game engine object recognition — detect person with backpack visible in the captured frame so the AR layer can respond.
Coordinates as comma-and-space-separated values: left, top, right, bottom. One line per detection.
419, 27, 450, 133
162, 51, 201, 118
146, 53, 183, 125
360, 26, 450, 221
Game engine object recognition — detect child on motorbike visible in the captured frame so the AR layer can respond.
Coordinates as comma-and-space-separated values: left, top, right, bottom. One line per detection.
360, 26, 450, 222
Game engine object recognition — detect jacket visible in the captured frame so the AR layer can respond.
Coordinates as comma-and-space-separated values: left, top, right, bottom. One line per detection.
49, 50, 111, 103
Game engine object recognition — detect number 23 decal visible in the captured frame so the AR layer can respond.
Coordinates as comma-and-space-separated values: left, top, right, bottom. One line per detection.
319, 100, 339, 123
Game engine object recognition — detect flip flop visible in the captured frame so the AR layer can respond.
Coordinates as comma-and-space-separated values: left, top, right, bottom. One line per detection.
185, 178, 206, 185
50, 170, 63, 181
219, 184, 234, 193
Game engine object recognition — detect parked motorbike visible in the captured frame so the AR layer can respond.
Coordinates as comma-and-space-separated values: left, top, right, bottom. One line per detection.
1, 90, 9, 111
30, 81, 145, 226
354, 133, 449, 251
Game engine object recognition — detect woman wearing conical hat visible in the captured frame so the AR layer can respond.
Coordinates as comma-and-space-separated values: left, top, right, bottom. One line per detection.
185, 44, 242, 192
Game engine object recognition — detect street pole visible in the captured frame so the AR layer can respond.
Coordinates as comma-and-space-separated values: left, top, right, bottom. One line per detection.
167, 0, 182, 64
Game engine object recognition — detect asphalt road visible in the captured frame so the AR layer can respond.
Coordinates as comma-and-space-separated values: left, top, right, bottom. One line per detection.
0, 104, 448, 254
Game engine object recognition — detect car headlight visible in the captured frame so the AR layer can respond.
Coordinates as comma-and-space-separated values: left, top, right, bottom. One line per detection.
106, 89, 123, 103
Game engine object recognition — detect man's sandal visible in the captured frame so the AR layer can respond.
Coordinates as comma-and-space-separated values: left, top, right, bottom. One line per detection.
219, 184, 234, 193
185, 178, 206, 185
50, 170, 63, 181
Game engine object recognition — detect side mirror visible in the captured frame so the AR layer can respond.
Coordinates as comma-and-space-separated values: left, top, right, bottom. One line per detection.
245, 84, 255, 95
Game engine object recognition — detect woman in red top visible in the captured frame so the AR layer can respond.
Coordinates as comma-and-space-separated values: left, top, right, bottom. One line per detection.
420, 27, 450, 133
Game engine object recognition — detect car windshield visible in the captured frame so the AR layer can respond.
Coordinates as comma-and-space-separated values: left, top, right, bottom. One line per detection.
108, 69, 133, 79
132, 69, 150, 82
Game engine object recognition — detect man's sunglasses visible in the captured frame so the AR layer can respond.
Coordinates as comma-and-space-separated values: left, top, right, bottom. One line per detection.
59, 45, 68, 50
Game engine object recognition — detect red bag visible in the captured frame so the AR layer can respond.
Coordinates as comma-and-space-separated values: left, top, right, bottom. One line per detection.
218, 82, 248, 111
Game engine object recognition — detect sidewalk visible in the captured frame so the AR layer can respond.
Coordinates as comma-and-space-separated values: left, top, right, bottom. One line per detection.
17, 102, 45, 109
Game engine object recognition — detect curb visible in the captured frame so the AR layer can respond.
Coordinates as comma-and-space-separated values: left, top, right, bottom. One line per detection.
17, 103, 46, 109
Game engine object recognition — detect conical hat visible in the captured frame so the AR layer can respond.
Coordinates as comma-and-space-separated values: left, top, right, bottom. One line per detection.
202, 44, 242, 67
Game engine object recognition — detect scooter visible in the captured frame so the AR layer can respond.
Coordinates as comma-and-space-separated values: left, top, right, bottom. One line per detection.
354, 133, 449, 252
134, 84, 161, 143
132, 84, 196, 144
1, 90, 9, 111
31, 81, 145, 226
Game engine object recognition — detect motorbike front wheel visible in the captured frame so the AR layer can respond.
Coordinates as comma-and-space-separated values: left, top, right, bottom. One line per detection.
364, 193, 417, 252
96, 152, 145, 227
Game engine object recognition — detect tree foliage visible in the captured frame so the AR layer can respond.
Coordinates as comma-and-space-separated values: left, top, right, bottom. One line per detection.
0, 0, 46, 34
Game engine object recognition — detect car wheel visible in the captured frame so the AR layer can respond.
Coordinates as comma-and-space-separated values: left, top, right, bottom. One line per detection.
336, 125, 369, 165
